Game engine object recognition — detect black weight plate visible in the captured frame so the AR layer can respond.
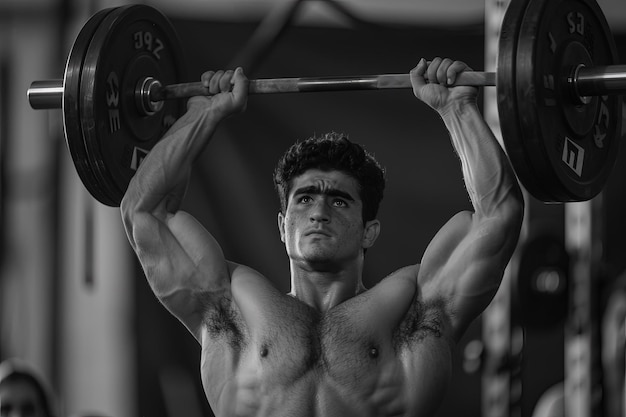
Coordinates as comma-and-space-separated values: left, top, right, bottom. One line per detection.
63, 7, 116, 206
497, 0, 533, 199
511, 0, 620, 201
80, 5, 185, 206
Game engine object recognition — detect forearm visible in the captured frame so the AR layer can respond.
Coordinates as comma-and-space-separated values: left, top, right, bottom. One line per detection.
440, 101, 523, 219
124, 102, 220, 217
122, 68, 248, 218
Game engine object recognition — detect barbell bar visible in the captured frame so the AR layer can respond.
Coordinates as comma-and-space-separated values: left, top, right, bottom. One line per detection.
27, 67, 626, 113
25, 0, 624, 206
28, 72, 498, 113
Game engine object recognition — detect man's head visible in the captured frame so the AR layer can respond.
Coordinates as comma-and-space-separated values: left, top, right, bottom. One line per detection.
273, 133, 386, 224
0, 360, 54, 417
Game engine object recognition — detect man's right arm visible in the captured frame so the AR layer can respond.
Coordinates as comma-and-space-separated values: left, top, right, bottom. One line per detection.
120, 68, 248, 341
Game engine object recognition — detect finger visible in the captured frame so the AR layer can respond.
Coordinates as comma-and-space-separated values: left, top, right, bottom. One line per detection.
231, 67, 249, 107
201, 71, 215, 88
447, 61, 471, 85
219, 70, 234, 92
427, 57, 442, 84
409, 58, 428, 90
209, 70, 224, 95
231, 67, 249, 93
437, 58, 453, 85
232, 67, 248, 83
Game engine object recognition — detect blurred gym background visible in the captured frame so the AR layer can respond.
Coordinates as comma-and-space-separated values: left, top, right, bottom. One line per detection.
1, 0, 625, 416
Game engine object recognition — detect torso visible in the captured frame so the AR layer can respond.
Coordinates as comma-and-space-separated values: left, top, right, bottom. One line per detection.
198, 265, 453, 417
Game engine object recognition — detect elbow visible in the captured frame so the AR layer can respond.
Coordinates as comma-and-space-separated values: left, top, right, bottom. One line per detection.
493, 189, 525, 258
120, 185, 153, 250
503, 183, 524, 226
491, 178, 525, 234
120, 192, 139, 249
120, 184, 140, 228
477, 186, 524, 257
507, 184, 525, 235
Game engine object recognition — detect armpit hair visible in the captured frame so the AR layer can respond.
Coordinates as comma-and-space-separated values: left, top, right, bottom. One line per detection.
199, 291, 246, 351
393, 294, 447, 348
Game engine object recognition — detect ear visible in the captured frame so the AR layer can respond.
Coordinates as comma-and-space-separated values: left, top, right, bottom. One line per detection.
362, 219, 380, 249
277, 212, 286, 243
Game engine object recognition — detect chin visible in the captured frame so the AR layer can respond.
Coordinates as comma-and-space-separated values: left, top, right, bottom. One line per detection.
299, 243, 331, 257
296, 249, 336, 266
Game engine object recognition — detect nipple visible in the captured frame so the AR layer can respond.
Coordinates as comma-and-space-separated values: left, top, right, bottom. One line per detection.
369, 347, 379, 359
260, 346, 269, 358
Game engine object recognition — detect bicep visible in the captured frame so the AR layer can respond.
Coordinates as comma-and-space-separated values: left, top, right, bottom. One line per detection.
166, 211, 230, 283
419, 210, 519, 339
131, 209, 232, 337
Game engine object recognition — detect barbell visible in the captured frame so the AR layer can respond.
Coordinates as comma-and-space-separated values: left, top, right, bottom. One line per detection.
27, 0, 625, 206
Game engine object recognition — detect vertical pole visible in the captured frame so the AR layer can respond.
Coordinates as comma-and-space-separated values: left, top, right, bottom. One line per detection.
0, 10, 58, 388
482, 1, 520, 417
564, 198, 603, 417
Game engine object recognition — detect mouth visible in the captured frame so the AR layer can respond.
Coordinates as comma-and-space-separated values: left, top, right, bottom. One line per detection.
304, 229, 332, 237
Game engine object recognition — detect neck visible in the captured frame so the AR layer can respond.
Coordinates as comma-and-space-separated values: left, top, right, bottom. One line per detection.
289, 261, 366, 312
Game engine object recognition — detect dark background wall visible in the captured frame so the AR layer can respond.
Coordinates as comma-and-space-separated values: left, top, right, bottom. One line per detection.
134, 16, 626, 417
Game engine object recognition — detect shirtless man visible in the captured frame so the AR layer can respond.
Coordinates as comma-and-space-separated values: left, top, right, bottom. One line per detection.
121, 58, 524, 417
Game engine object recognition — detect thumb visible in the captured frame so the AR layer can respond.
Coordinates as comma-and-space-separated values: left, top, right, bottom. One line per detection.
231, 67, 249, 99
409, 58, 428, 95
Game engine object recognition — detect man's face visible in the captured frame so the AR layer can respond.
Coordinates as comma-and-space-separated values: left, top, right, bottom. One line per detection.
0, 380, 45, 417
278, 169, 379, 271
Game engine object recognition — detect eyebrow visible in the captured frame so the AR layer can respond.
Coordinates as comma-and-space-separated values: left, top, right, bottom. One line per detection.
292, 185, 356, 202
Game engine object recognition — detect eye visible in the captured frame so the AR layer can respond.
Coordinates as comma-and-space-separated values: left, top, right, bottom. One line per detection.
332, 199, 348, 207
297, 195, 312, 204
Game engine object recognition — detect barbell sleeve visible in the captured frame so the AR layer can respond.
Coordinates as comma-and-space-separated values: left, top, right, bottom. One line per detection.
574, 65, 626, 97
28, 80, 64, 109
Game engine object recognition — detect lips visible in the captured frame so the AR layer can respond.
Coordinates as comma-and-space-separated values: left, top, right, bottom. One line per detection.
304, 229, 332, 237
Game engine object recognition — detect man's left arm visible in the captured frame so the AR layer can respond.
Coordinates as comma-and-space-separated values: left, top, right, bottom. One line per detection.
411, 58, 524, 341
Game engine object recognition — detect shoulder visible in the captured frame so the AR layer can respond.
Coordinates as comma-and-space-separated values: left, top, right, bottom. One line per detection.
199, 263, 281, 349
334, 266, 422, 335
374, 266, 454, 349
376, 264, 421, 288
226, 262, 304, 329
228, 262, 282, 297
355, 265, 419, 307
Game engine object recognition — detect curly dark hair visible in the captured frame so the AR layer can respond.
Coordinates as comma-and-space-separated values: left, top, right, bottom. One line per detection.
273, 132, 386, 223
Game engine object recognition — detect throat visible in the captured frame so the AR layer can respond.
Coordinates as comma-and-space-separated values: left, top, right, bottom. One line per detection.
290, 271, 366, 312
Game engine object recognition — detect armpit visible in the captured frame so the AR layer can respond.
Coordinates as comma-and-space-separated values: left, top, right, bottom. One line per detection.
393, 296, 449, 348
200, 291, 246, 351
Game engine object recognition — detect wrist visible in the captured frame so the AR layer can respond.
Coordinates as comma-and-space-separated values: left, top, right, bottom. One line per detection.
438, 97, 479, 121
186, 100, 231, 133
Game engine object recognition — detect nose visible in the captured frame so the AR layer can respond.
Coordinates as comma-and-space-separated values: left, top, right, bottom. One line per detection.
309, 200, 330, 223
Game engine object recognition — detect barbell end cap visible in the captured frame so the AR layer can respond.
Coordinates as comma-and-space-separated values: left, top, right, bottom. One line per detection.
27, 79, 64, 109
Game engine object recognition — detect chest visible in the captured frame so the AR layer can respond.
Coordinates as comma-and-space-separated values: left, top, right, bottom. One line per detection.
265, 308, 391, 385
206, 295, 419, 391
200, 293, 454, 417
